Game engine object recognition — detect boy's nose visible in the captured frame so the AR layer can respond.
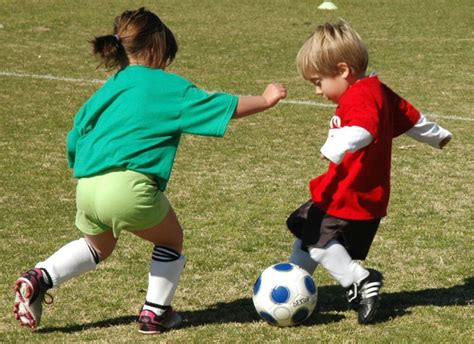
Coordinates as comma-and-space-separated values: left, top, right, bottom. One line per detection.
315, 87, 323, 96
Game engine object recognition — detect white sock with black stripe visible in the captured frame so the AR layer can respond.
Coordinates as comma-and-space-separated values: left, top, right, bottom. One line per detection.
35, 238, 100, 287
144, 246, 186, 315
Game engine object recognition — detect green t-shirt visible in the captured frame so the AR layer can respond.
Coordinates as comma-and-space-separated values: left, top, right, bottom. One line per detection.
67, 65, 238, 191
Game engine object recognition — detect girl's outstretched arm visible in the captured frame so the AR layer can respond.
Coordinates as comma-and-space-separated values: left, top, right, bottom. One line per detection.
233, 83, 287, 119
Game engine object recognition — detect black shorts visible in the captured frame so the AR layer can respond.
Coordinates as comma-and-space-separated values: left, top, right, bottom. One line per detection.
286, 200, 381, 260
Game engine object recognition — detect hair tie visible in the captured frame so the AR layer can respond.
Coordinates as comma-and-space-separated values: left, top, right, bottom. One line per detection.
114, 34, 121, 42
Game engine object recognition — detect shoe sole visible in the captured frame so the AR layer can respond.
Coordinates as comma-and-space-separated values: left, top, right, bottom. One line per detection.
138, 328, 165, 334
13, 278, 37, 329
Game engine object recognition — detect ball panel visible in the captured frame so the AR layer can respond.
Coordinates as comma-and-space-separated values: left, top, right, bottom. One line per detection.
304, 275, 317, 294
273, 306, 292, 321
271, 286, 290, 304
273, 263, 293, 271
292, 308, 310, 324
259, 311, 278, 325
253, 276, 261, 295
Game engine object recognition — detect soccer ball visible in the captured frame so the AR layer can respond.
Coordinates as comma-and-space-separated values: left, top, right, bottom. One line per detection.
252, 262, 317, 327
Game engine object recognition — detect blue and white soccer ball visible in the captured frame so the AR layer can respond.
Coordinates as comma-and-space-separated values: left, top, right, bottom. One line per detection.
252, 262, 317, 327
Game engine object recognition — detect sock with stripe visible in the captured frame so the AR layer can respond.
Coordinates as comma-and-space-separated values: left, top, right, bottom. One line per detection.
35, 238, 100, 287
143, 245, 186, 315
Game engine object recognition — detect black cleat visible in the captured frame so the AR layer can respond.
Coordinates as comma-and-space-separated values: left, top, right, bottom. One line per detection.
346, 268, 384, 324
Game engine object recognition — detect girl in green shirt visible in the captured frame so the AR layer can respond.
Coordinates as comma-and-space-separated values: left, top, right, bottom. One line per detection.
14, 7, 286, 334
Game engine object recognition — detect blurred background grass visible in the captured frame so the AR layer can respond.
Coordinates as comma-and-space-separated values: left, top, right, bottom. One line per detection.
1, 0, 472, 342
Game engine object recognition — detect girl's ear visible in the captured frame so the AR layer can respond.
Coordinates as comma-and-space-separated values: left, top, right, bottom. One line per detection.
337, 63, 351, 79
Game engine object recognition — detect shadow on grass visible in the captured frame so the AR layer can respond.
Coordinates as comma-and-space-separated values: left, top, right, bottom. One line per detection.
373, 276, 474, 324
37, 276, 473, 333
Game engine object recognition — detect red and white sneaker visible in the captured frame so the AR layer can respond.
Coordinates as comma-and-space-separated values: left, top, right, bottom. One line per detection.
138, 307, 182, 334
13, 268, 52, 330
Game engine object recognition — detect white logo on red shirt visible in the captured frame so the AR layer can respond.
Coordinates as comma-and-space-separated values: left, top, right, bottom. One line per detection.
330, 115, 341, 129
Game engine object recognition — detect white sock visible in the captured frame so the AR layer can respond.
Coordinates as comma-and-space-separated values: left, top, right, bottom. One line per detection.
289, 239, 318, 274
144, 246, 186, 314
309, 240, 369, 288
35, 238, 99, 287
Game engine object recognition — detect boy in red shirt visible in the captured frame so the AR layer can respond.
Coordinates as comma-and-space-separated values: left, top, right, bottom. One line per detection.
288, 20, 452, 324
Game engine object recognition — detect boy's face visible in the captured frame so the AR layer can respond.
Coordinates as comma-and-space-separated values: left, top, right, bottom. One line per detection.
308, 63, 354, 103
309, 73, 350, 104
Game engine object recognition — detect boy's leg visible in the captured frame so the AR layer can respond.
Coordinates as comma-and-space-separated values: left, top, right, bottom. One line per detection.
14, 231, 113, 329
307, 214, 383, 324
286, 200, 314, 240
309, 240, 383, 324
287, 201, 320, 274
338, 219, 383, 324
132, 207, 185, 334
309, 240, 369, 287
289, 239, 318, 274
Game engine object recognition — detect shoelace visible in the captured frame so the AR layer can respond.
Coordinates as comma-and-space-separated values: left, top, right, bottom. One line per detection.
44, 292, 54, 305
26, 270, 54, 305
347, 284, 359, 303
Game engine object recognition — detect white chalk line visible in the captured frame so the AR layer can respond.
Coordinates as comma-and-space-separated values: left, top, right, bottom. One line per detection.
0, 71, 105, 85
1, 70, 472, 122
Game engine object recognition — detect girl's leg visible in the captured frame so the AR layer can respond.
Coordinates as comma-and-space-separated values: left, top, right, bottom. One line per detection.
84, 229, 117, 261
132, 206, 183, 252
37, 229, 116, 287
132, 207, 185, 333
14, 230, 116, 329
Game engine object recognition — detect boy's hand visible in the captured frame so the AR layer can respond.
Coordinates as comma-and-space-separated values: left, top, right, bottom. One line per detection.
262, 83, 287, 108
439, 135, 452, 149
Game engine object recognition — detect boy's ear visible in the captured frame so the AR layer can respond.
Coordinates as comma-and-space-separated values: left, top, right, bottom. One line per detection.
337, 63, 351, 79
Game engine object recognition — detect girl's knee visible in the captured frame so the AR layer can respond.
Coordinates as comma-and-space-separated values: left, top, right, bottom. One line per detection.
84, 233, 117, 261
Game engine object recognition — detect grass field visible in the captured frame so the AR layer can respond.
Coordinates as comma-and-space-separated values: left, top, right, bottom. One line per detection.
1, 0, 473, 342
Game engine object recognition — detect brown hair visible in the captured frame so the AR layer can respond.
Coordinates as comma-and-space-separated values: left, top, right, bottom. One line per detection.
91, 7, 178, 70
296, 20, 368, 79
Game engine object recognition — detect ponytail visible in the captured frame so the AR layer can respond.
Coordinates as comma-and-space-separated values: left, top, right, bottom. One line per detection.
91, 8, 178, 70
91, 34, 127, 70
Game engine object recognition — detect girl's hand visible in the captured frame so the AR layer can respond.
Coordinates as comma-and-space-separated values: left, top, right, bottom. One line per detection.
262, 83, 287, 108
233, 83, 287, 118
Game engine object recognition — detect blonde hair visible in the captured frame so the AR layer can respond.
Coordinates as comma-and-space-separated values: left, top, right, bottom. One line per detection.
296, 20, 368, 79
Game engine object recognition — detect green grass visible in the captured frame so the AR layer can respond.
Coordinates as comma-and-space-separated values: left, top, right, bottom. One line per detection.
1, 0, 473, 342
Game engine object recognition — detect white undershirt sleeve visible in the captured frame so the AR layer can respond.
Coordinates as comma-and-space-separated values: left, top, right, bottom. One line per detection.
405, 113, 452, 148
320, 126, 373, 164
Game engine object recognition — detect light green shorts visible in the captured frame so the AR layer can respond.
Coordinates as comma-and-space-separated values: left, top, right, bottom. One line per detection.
75, 169, 170, 238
